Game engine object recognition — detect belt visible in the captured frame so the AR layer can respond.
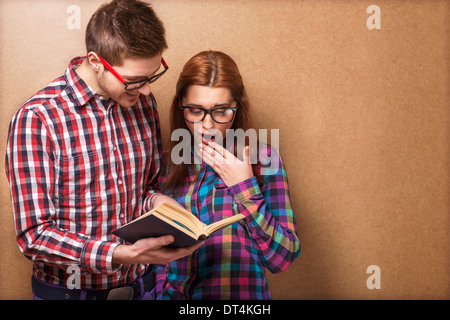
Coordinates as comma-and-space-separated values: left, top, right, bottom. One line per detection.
32, 268, 155, 300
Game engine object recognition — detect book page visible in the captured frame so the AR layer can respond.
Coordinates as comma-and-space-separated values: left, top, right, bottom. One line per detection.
205, 214, 245, 235
155, 202, 204, 235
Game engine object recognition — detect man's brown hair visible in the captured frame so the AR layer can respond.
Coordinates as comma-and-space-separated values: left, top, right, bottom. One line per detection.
85, 0, 168, 65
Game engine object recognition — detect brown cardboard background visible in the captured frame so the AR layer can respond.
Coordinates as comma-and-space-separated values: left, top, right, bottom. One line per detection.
0, 0, 448, 299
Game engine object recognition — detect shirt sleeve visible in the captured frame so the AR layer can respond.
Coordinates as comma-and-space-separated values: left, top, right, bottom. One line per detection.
227, 146, 301, 273
5, 107, 118, 275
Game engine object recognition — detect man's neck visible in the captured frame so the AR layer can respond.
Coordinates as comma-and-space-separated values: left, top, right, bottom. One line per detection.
75, 59, 109, 99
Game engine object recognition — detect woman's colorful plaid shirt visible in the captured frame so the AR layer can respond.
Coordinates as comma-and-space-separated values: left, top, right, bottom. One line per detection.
156, 146, 300, 299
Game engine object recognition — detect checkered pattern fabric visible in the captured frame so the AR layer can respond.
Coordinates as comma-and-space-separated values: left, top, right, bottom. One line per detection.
155, 145, 300, 299
5, 57, 162, 289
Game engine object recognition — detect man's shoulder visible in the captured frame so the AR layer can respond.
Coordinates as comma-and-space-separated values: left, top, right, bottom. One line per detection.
25, 75, 68, 107
9, 75, 70, 128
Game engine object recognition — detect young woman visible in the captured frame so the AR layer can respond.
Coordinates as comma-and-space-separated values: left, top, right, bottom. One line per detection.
155, 51, 300, 300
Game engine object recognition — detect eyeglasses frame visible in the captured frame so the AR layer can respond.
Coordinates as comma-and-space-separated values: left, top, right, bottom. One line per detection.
97, 54, 168, 90
180, 106, 238, 124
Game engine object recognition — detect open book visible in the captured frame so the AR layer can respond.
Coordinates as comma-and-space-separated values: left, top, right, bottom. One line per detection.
112, 202, 245, 247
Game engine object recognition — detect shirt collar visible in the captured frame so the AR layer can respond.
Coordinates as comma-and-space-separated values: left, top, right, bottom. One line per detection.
64, 56, 102, 107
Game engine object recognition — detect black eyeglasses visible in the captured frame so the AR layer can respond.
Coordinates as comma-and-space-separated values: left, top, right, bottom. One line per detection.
98, 55, 169, 91
181, 106, 237, 124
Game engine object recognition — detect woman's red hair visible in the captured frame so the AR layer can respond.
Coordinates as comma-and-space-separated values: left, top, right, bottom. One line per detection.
162, 51, 254, 193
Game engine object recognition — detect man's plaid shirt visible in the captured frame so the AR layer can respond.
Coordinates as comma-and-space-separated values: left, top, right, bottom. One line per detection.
5, 57, 162, 289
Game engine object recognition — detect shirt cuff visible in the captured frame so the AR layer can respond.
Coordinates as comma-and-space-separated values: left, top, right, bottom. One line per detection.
80, 239, 119, 275
227, 176, 263, 217
227, 176, 261, 201
143, 191, 159, 213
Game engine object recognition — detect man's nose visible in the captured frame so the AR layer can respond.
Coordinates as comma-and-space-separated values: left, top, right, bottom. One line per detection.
137, 82, 151, 96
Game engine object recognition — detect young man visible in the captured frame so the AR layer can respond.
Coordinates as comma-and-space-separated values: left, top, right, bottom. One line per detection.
5, 0, 202, 300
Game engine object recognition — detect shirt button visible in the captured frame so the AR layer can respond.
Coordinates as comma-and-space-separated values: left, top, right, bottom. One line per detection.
119, 212, 125, 219
118, 179, 123, 185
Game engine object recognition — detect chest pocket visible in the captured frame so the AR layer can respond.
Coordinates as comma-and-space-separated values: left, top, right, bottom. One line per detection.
55, 150, 101, 201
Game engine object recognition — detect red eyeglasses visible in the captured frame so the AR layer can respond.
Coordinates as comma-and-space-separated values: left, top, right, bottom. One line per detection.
98, 54, 169, 91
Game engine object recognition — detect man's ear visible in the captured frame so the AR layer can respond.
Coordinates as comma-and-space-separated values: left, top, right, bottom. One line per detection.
87, 51, 102, 72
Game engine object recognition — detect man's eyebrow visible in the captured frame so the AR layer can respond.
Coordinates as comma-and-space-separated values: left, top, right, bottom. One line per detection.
123, 75, 147, 81
122, 64, 162, 81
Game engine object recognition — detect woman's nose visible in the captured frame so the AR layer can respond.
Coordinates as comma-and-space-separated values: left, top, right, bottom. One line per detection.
202, 113, 215, 129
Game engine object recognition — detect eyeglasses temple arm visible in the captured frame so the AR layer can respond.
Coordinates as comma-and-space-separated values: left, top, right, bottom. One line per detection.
161, 57, 168, 68
98, 55, 127, 84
